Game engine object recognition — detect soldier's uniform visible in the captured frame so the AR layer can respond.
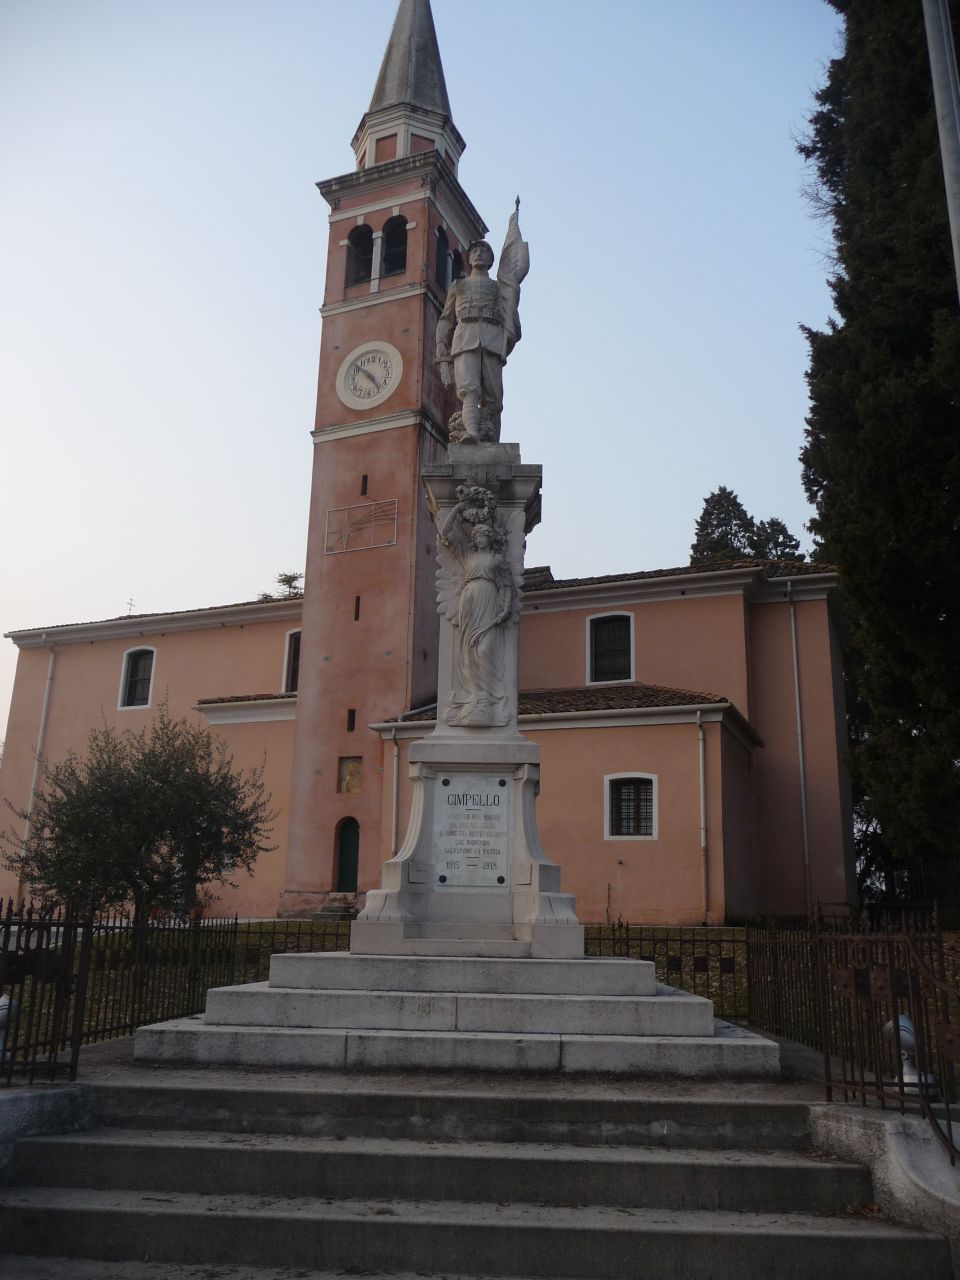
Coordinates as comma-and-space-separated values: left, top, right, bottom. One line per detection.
436, 274, 510, 440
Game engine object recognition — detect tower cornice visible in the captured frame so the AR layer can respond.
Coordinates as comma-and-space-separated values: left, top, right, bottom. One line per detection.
317, 150, 487, 240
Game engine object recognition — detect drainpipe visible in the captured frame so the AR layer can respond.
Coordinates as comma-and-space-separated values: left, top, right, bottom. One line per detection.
20, 643, 56, 903
697, 710, 708, 922
787, 581, 813, 916
388, 702, 437, 857
389, 728, 400, 856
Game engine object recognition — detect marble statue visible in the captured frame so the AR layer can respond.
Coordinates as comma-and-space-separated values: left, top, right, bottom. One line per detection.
437, 485, 522, 725
436, 200, 529, 443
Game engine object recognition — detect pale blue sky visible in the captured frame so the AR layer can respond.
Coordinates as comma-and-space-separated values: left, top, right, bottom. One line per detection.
0, 0, 844, 734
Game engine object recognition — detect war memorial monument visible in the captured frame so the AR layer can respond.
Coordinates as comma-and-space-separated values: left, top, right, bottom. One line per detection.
137, 206, 777, 1078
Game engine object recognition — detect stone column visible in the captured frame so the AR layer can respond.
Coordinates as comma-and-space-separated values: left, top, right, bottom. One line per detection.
351, 442, 583, 958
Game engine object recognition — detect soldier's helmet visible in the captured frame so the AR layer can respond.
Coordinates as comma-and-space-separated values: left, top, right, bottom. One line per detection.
467, 240, 495, 265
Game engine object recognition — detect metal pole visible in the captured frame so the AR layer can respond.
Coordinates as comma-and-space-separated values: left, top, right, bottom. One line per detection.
923, 0, 960, 304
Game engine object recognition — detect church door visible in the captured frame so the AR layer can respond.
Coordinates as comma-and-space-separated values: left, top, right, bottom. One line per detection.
335, 818, 359, 893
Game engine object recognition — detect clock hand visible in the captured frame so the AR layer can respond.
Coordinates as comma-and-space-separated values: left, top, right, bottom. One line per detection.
357, 365, 381, 390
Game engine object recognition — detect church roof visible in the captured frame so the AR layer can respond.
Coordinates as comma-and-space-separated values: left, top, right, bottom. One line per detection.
369, 0, 451, 117
524, 559, 834, 593
5, 562, 834, 646
390, 682, 729, 723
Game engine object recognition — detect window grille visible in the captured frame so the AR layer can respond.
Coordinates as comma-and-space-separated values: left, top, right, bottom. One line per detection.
590, 615, 631, 682
609, 777, 654, 837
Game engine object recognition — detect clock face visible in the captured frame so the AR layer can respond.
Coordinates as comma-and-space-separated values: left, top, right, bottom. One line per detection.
336, 341, 403, 410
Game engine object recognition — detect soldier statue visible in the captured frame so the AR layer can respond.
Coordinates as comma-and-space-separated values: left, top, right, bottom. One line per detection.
436, 200, 529, 442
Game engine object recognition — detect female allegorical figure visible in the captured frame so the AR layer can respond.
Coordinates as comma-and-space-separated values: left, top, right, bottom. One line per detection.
438, 494, 515, 726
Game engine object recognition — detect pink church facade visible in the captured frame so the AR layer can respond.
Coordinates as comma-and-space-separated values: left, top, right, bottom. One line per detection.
0, 558, 854, 925
0, 0, 855, 925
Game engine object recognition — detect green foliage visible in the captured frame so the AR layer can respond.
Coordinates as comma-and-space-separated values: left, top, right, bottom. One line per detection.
799, 0, 960, 862
752, 517, 804, 562
258, 571, 303, 601
690, 486, 756, 561
690, 487, 804, 563
3, 707, 275, 920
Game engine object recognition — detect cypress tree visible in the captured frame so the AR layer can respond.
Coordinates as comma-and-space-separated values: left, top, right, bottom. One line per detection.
800, 0, 960, 864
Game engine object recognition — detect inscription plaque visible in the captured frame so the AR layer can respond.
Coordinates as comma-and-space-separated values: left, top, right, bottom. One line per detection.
432, 772, 511, 888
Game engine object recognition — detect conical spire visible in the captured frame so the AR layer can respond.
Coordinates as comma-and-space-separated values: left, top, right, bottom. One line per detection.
369, 0, 451, 117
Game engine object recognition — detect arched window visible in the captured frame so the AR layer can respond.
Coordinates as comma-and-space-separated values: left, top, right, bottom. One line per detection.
335, 817, 360, 892
119, 647, 155, 708
381, 216, 407, 277
435, 228, 449, 290
588, 614, 633, 683
345, 225, 374, 286
451, 250, 464, 282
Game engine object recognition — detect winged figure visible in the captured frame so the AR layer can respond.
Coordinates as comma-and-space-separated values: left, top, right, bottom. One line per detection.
436, 486, 524, 726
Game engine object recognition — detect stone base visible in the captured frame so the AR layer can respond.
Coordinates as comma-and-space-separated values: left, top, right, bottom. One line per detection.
277, 891, 367, 919
354, 737, 582, 958
135, 952, 780, 1079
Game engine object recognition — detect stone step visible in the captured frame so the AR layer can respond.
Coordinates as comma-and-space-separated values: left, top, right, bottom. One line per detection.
203, 983, 708, 1037
134, 1018, 778, 1076
87, 1077, 813, 1149
0, 1264, 500, 1280
268, 953, 657, 996
13, 1130, 873, 1214
0, 1186, 949, 1279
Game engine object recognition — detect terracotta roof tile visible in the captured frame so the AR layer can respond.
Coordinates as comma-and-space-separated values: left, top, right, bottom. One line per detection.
395, 682, 727, 722
523, 559, 834, 592
196, 693, 296, 706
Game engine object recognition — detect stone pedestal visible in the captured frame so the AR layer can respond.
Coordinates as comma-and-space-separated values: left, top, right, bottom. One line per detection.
351, 443, 583, 959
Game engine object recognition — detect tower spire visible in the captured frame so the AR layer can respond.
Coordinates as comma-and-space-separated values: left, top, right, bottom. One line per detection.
370, 0, 451, 117
352, 0, 464, 175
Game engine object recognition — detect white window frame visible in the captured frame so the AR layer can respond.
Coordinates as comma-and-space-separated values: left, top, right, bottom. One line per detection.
585, 612, 635, 685
117, 646, 156, 711
281, 629, 302, 694
603, 772, 658, 841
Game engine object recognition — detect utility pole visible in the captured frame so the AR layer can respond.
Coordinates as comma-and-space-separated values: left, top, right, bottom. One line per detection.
923, 0, 960, 304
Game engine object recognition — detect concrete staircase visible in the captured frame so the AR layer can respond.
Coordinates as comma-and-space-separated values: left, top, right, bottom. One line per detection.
0, 1072, 951, 1278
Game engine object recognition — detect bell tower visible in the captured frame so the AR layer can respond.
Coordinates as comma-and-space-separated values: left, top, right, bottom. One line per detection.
279, 0, 487, 915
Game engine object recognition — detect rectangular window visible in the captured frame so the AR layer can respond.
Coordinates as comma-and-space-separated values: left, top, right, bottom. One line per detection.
609, 777, 654, 837
354, 595, 361, 621
360, 474, 368, 496
122, 649, 153, 708
346, 708, 356, 732
284, 632, 301, 694
590, 615, 631, 682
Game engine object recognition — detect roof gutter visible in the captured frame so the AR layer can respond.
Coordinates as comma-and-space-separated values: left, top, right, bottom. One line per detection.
371, 700, 763, 747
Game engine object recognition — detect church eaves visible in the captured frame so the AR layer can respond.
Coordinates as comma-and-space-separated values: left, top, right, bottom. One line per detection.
369, 0, 451, 118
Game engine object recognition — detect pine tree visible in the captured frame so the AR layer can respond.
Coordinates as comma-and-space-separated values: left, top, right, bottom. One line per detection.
689, 487, 756, 562
800, 0, 960, 862
690, 488, 804, 564
752, 517, 804, 562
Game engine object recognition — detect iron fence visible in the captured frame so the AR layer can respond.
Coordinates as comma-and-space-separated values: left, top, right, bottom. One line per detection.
584, 923, 748, 1020
2, 904, 957, 1162
0, 903, 351, 1086
816, 924, 959, 1164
